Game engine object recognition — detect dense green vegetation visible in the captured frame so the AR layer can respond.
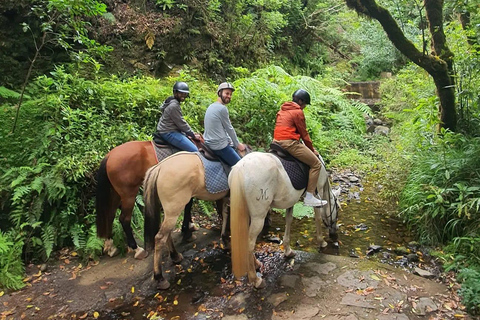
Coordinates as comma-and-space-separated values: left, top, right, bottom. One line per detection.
1, 0, 479, 315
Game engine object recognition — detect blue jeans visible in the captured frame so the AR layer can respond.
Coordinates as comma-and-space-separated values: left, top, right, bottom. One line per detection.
213, 145, 241, 166
159, 132, 198, 152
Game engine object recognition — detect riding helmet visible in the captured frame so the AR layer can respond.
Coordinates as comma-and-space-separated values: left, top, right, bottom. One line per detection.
217, 82, 235, 96
173, 81, 190, 94
292, 89, 311, 105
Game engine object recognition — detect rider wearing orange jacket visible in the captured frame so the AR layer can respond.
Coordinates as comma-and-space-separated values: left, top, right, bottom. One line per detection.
273, 89, 327, 207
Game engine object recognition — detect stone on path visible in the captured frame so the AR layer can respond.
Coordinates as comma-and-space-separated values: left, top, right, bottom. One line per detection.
268, 292, 288, 307
340, 293, 375, 309
375, 313, 409, 320
337, 270, 379, 289
413, 267, 435, 279
413, 297, 438, 315
272, 305, 320, 320
280, 274, 300, 288
302, 276, 328, 297
305, 262, 337, 275
222, 315, 249, 320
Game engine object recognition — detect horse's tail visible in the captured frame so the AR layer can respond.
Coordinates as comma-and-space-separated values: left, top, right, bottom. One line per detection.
143, 163, 162, 252
96, 156, 117, 238
229, 166, 250, 279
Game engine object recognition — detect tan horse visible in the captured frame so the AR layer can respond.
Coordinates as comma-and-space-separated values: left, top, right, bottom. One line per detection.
229, 152, 340, 288
96, 140, 204, 260
143, 148, 250, 290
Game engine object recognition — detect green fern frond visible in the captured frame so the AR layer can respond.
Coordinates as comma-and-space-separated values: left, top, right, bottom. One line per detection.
12, 185, 32, 203
0, 86, 21, 100
31, 176, 45, 194
41, 224, 56, 259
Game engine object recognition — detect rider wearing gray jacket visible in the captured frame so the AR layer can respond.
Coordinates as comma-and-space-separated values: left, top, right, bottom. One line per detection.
204, 82, 246, 166
155, 82, 198, 152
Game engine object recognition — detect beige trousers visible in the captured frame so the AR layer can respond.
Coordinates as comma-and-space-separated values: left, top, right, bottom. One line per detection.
273, 139, 322, 193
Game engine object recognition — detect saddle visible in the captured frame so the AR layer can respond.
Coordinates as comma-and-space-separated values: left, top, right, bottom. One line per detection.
198, 143, 232, 176
152, 132, 174, 149
269, 142, 309, 190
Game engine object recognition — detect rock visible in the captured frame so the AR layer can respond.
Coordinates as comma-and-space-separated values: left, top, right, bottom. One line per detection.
374, 125, 390, 136
267, 292, 288, 307
414, 267, 435, 279
366, 245, 382, 256
394, 246, 409, 255
305, 262, 337, 275
373, 118, 383, 125
406, 253, 419, 262
414, 297, 438, 315
340, 293, 375, 309
280, 274, 299, 288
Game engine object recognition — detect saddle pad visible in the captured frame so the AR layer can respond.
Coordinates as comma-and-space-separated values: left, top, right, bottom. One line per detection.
151, 141, 180, 162
276, 156, 309, 190
196, 153, 229, 194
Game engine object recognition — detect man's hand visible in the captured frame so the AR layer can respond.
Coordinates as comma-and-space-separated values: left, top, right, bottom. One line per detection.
237, 143, 246, 152
194, 133, 202, 141
313, 149, 319, 156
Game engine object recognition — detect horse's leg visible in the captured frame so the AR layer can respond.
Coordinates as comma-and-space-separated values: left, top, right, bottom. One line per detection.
119, 195, 147, 259
168, 233, 183, 264
153, 214, 179, 290
247, 216, 266, 288
219, 198, 230, 248
283, 207, 295, 258
102, 192, 121, 258
181, 198, 197, 242
314, 206, 328, 249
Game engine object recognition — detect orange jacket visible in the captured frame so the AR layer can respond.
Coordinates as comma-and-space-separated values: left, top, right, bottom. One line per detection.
273, 101, 315, 151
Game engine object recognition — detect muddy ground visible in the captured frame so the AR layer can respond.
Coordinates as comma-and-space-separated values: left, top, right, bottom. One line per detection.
0, 220, 474, 320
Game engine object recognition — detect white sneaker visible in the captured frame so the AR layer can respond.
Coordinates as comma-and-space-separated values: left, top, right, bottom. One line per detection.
304, 192, 327, 207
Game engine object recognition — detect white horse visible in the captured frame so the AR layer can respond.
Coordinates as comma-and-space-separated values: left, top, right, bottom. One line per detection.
228, 152, 340, 288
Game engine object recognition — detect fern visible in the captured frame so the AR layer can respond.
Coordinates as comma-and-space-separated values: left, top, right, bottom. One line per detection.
0, 86, 22, 100
0, 231, 25, 290
41, 224, 56, 259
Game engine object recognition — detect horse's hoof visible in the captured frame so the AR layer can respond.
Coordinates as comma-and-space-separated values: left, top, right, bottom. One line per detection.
107, 247, 119, 257
189, 223, 200, 231
172, 253, 183, 264
254, 278, 266, 289
284, 250, 296, 259
254, 259, 263, 271
183, 234, 197, 242
157, 279, 171, 290
134, 247, 148, 260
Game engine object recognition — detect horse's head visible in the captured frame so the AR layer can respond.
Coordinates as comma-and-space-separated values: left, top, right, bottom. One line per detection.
316, 187, 341, 242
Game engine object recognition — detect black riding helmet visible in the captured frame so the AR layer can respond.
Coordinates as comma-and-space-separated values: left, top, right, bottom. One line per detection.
292, 89, 311, 105
173, 81, 190, 94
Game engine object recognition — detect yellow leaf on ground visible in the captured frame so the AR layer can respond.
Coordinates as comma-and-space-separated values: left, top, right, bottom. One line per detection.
131, 286, 135, 293
93, 311, 99, 318
370, 274, 381, 281
0, 291, 4, 297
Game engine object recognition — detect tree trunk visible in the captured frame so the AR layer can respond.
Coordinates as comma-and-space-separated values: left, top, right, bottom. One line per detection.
345, 0, 457, 131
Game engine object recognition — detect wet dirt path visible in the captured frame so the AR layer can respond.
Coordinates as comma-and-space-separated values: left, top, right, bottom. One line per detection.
0, 171, 471, 320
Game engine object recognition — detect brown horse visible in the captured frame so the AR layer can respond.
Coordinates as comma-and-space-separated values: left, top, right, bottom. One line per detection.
143, 148, 251, 290
96, 139, 204, 259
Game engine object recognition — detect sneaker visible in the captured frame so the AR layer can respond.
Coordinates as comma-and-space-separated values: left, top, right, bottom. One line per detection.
304, 192, 327, 207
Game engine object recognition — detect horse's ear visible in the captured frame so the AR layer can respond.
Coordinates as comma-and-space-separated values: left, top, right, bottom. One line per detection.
333, 188, 342, 211
333, 188, 341, 197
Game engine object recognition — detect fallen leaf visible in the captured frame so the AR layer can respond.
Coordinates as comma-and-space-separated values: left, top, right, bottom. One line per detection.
131, 286, 135, 293
133, 301, 139, 307
93, 311, 99, 318
370, 274, 381, 281
0, 291, 3, 297
70, 251, 78, 256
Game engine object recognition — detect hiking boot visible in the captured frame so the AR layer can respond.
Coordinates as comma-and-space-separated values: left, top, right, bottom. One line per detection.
304, 192, 327, 207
